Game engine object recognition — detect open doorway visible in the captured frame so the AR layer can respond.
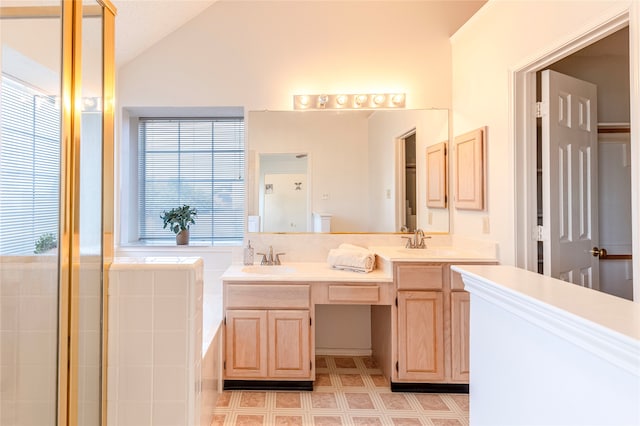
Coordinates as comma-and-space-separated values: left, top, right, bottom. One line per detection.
403, 132, 417, 232
535, 27, 632, 300
512, 13, 636, 301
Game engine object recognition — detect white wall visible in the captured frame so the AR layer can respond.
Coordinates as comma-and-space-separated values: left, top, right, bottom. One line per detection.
116, 1, 482, 111
450, 0, 638, 267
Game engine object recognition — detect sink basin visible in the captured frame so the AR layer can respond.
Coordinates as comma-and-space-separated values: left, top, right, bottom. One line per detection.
241, 265, 297, 275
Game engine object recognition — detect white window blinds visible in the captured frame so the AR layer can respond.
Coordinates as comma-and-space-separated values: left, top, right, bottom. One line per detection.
0, 75, 60, 255
138, 118, 245, 243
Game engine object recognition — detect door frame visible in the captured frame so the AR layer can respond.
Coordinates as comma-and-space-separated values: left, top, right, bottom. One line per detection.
512, 5, 640, 301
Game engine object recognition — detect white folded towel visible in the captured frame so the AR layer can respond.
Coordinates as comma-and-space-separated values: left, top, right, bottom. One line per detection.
327, 245, 375, 273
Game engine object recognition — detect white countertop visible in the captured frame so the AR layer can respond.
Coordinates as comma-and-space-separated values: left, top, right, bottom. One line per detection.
370, 245, 498, 262
221, 262, 393, 282
111, 256, 204, 269
452, 264, 640, 342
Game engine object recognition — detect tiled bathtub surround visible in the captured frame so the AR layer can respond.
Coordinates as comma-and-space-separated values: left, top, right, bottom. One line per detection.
1, 255, 108, 425
107, 257, 217, 426
0, 256, 58, 426
211, 355, 469, 426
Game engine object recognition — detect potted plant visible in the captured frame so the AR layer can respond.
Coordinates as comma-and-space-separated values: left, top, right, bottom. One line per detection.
160, 204, 197, 245
34, 232, 58, 254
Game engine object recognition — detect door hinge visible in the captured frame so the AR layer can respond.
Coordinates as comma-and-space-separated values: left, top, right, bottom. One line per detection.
534, 225, 544, 241
535, 101, 547, 118
395, 361, 399, 372
395, 297, 398, 307
223, 360, 226, 370
310, 361, 313, 370
310, 317, 312, 326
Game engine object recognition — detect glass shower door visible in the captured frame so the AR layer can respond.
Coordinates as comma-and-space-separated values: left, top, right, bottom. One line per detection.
0, 1, 115, 425
0, 8, 63, 426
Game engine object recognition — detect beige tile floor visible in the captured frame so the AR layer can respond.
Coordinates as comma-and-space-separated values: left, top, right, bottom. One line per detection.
211, 355, 469, 426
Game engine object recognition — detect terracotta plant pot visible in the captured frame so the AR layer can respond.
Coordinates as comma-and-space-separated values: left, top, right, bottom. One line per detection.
176, 229, 190, 245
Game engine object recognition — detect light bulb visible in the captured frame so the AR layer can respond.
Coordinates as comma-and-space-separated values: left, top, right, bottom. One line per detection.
336, 95, 347, 105
373, 94, 385, 105
392, 94, 405, 105
354, 95, 367, 106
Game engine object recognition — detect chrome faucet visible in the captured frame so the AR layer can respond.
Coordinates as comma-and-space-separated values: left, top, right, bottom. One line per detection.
415, 229, 426, 249
401, 228, 431, 249
257, 246, 285, 265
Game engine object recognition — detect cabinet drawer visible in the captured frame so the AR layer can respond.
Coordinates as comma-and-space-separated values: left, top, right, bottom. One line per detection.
395, 263, 444, 290
328, 285, 379, 303
225, 284, 309, 309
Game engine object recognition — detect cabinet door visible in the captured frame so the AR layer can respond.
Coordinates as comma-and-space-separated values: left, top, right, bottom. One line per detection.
268, 310, 311, 379
451, 291, 470, 382
225, 310, 268, 378
397, 291, 444, 381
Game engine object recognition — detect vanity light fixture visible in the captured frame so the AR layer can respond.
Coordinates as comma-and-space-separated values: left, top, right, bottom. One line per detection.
293, 93, 406, 110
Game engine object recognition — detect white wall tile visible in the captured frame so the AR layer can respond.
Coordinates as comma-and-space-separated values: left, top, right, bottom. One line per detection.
152, 401, 186, 426
118, 366, 152, 401
0, 271, 20, 297
153, 297, 187, 332
0, 331, 17, 366
16, 401, 55, 426
118, 297, 152, 331
18, 297, 55, 331
153, 366, 186, 401
17, 364, 54, 401
118, 271, 154, 296
153, 270, 189, 296
17, 331, 55, 366
153, 331, 187, 365
0, 401, 16, 425
118, 331, 152, 366
118, 401, 151, 426
0, 365, 17, 401
0, 297, 18, 331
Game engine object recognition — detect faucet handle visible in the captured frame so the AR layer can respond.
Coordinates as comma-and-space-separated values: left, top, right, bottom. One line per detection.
256, 252, 268, 265
274, 253, 286, 265
401, 236, 414, 248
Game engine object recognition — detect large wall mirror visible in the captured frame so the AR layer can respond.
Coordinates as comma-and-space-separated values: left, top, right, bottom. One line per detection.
246, 109, 449, 233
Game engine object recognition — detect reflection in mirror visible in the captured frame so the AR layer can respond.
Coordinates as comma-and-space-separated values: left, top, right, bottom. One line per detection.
247, 109, 449, 233
258, 153, 309, 232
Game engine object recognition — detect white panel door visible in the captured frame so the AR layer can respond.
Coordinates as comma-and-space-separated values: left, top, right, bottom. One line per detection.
541, 70, 599, 289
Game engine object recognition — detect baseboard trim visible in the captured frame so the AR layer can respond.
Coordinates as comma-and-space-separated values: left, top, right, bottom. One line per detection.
223, 380, 313, 391
390, 382, 469, 393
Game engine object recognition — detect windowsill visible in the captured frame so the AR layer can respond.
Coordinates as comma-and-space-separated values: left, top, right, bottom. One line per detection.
118, 240, 242, 249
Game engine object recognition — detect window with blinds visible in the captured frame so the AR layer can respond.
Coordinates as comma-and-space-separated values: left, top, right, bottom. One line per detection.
138, 118, 245, 244
0, 75, 60, 255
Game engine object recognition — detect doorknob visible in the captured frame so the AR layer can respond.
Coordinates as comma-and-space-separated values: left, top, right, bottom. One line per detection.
589, 247, 608, 258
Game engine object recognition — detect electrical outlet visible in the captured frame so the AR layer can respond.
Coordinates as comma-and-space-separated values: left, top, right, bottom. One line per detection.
482, 216, 490, 234
428, 212, 433, 225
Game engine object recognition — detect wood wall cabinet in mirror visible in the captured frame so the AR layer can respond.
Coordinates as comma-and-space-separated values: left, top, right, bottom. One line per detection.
426, 141, 447, 208
454, 127, 486, 210
247, 109, 450, 233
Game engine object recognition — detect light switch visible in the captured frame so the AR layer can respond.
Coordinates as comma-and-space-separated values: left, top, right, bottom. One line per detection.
386, 189, 391, 199
322, 193, 329, 200
482, 216, 490, 234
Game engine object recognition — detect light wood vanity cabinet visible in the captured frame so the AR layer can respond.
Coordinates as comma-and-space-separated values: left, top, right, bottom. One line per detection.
393, 261, 493, 387
394, 263, 446, 382
397, 290, 445, 381
224, 283, 312, 383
